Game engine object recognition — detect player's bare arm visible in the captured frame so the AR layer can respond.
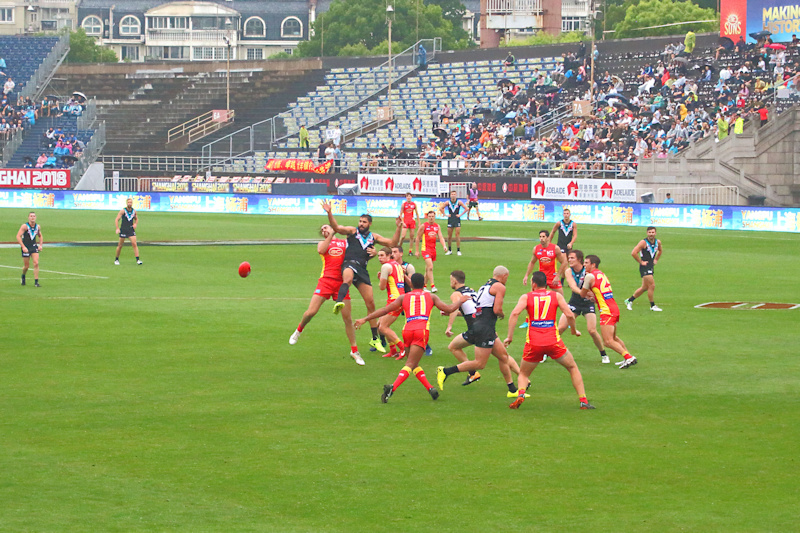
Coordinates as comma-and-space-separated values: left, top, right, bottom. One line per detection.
631, 240, 646, 265
115, 210, 123, 234
563, 268, 581, 292
555, 247, 568, 277
655, 241, 663, 264
438, 228, 448, 252
523, 252, 538, 285
16, 224, 27, 252
568, 223, 577, 248
316, 228, 335, 254
132, 214, 138, 230
373, 217, 403, 247
504, 294, 529, 346
580, 273, 596, 299
457, 200, 468, 216
547, 221, 559, 245
433, 293, 468, 315
37, 227, 43, 250
321, 201, 356, 235
354, 296, 405, 328
444, 291, 462, 336
492, 283, 506, 319
378, 263, 392, 291
556, 292, 580, 336
414, 226, 424, 256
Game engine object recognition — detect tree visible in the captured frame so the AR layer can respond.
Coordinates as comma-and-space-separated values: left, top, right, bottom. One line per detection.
612, 0, 717, 39
426, 0, 471, 42
67, 28, 118, 63
503, 31, 587, 47
296, 0, 471, 58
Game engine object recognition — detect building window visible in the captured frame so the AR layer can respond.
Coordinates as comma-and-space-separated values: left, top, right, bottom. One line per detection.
244, 17, 265, 37
281, 17, 302, 38
193, 47, 229, 60
149, 16, 188, 30
561, 17, 584, 32
121, 45, 140, 61
82, 15, 103, 35
284, 48, 294, 55
0, 8, 13, 23
120, 15, 140, 35
246, 48, 263, 60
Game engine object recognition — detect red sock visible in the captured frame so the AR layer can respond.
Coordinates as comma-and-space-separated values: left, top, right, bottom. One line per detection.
397, 341, 405, 352
296, 324, 304, 333
389, 343, 397, 356
392, 366, 411, 391
413, 367, 434, 389
579, 396, 587, 403
623, 353, 632, 359
351, 345, 358, 354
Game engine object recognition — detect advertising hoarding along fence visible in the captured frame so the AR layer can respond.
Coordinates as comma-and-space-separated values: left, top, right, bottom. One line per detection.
530, 177, 638, 202
357, 174, 440, 196
1, 190, 798, 233
0, 169, 70, 189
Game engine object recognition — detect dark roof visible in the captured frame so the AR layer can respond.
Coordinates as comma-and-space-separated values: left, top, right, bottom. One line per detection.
80, 0, 308, 15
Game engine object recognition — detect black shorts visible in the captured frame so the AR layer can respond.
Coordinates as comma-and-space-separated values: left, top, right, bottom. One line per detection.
568, 300, 596, 316
119, 230, 136, 239
468, 200, 478, 208
342, 260, 372, 287
640, 264, 654, 277
447, 216, 461, 228
21, 245, 38, 258
461, 322, 496, 348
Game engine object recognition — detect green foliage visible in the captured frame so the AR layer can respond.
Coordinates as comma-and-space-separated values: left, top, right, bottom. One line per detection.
502, 30, 587, 47
267, 51, 293, 60
296, 0, 471, 58
66, 28, 118, 64
612, 0, 717, 39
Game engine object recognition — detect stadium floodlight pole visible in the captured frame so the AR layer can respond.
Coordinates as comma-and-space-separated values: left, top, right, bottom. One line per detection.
387, 5, 394, 115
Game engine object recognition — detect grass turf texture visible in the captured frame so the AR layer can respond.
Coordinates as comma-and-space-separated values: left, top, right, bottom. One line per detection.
1, 207, 798, 531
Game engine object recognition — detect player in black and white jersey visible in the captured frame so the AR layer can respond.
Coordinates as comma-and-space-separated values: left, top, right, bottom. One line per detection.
323, 201, 402, 352
559, 249, 610, 364
115, 198, 142, 265
548, 207, 577, 254
16, 211, 42, 287
438, 190, 468, 256
624, 226, 663, 312
437, 266, 522, 397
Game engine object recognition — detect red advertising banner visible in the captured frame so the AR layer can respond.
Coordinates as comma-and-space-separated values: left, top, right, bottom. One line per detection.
0, 169, 71, 189
265, 159, 333, 174
720, 0, 747, 42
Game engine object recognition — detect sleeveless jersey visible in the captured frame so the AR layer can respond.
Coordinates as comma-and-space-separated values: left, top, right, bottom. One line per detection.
556, 219, 574, 249
420, 222, 440, 253
639, 238, 659, 266
344, 230, 375, 264
534, 243, 559, 277
402, 201, 416, 223
385, 260, 405, 300
21, 223, 39, 248
320, 238, 347, 281
457, 285, 477, 329
402, 289, 434, 331
525, 289, 561, 345
468, 188, 479, 201
590, 269, 620, 316
120, 207, 136, 231
446, 200, 463, 217
473, 278, 500, 329
567, 266, 592, 305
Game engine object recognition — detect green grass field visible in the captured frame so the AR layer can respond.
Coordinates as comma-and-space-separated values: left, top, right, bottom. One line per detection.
1, 207, 798, 532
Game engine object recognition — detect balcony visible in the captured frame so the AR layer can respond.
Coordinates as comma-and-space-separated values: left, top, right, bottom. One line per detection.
146, 29, 237, 46
562, 0, 591, 17
485, 0, 544, 29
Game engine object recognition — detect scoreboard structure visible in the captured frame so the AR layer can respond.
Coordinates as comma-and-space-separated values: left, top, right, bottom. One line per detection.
721, 0, 798, 43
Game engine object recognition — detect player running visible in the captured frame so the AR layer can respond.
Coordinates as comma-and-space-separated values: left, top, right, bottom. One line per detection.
289, 224, 364, 365
443, 270, 521, 391
523, 229, 567, 295
505, 271, 595, 410
581, 254, 637, 369
17, 211, 42, 287
114, 197, 142, 265
548, 208, 577, 254
399, 193, 420, 256
559, 249, 610, 364
437, 266, 523, 397
439, 190, 468, 255
415, 210, 448, 293
354, 273, 466, 403
466, 183, 483, 221
377, 247, 408, 359
322, 201, 402, 354
624, 227, 663, 312
393, 245, 433, 357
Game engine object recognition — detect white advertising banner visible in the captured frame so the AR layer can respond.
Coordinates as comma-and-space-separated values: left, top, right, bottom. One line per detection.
530, 177, 637, 202
357, 174, 440, 196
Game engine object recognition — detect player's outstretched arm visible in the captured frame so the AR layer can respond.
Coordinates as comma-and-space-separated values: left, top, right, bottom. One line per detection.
321, 200, 355, 235
556, 292, 579, 336
317, 230, 335, 255
433, 293, 467, 315
505, 294, 528, 346
354, 296, 404, 328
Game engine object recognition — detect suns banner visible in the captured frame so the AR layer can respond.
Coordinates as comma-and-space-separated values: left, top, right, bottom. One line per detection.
265, 159, 333, 174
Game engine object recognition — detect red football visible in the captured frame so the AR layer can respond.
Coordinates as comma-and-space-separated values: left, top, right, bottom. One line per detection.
238, 262, 251, 278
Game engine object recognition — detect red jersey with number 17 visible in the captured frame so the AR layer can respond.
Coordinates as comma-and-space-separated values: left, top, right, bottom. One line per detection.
533, 243, 559, 277
319, 238, 346, 282
525, 289, 561, 345
402, 289, 433, 331
402, 201, 417, 224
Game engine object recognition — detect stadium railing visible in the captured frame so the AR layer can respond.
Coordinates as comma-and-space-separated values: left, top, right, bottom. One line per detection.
20, 32, 70, 100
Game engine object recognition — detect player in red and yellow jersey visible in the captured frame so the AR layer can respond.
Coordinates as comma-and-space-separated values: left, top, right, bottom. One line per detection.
290, 224, 364, 366
377, 247, 408, 359
505, 271, 594, 409
399, 192, 420, 256
581, 254, 637, 369
523, 229, 567, 294
415, 210, 448, 293
355, 273, 466, 403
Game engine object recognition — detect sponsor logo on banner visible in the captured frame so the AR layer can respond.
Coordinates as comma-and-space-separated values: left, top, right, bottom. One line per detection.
193, 182, 231, 193
152, 182, 190, 193
232, 183, 273, 194
531, 178, 636, 202
702, 208, 724, 228
33, 192, 55, 208
72, 192, 112, 210
168, 195, 204, 211
0, 169, 70, 189
645, 206, 683, 226
225, 197, 249, 213
266, 159, 333, 174
523, 203, 546, 221
364, 198, 402, 217
357, 174, 440, 196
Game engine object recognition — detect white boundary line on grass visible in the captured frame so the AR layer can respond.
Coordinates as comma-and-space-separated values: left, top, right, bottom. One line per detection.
0, 264, 109, 279
1, 296, 309, 301
695, 301, 800, 310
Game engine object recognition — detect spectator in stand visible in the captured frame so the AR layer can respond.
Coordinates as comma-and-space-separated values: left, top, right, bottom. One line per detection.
35, 153, 47, 168
416, 135, 424, 152
758, 105, 769, 126
317, 140, 327, 164
503, 52, 516, 73
299, 125, 309, 151
0, 118, 9, 140
665, 193, 674, 203
3, 77, 14, 97
334, 144, 342, 173
325, 141, 335, 170
431, 106, 440, 128
733, 113, 744, 135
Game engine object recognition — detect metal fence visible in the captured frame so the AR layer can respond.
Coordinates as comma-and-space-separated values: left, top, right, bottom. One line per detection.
77, 98, 97, 131
70, 121, 106, 183
203, 38, 442, 165
1, 128, 24, 166
20, 32, 70, 100
655, 185, 740, 205
99, 154, 229, 173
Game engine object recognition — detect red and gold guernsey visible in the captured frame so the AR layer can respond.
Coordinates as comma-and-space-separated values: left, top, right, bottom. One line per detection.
402, 201, 417, 224
386, 260, 405, 301
420, 222, 440, 253
534, 243, 558, 277
590, 269, 620, 317
402, 289, 433, 331
319, 238, 346, 282
525, 289, 561, 345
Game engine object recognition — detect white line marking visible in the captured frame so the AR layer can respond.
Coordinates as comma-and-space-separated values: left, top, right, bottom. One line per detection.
0, 296, 309, 301
0, 264, 109, 279
750, 303, 764, 309
731, 303, 748, 308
